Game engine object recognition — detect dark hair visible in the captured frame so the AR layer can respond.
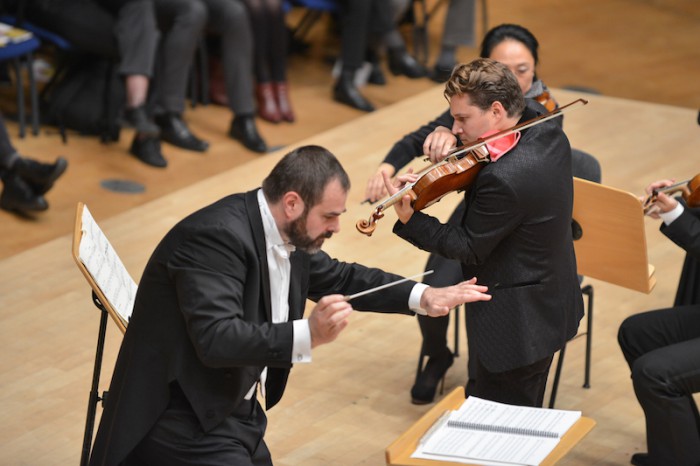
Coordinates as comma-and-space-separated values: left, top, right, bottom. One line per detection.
262, 145, 351, 207
444, 58, 525, 117
480, 23, 540, 65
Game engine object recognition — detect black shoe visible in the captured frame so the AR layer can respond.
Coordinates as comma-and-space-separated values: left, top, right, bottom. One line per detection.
411, 349, 454, 405
0, 171, 48, 213
123, 105, 160, 136
155, 113, 209, 152
333, 71, 375, 112
367, 63, 386, 85
430, 63, 455, 83
229, 116, 268, 153
630, 453, 652, 466
387, 48, 427, 79
13, 156, 67, 195
129, 135, 167, 168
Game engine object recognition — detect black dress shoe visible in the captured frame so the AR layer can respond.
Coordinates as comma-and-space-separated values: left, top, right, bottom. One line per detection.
411, 348, 454, 404
0, 171, 48, 213
155, 113, 209, 152
123, 105, 160, 136
129, 135, 167, 168
229, 116, 268, 153
333, 71, 375, 112
13, 156, 67, 195
430, 63, 455, 83
367, 63, 386, 85
387, 48, 427, 79
630, 453, 652, 466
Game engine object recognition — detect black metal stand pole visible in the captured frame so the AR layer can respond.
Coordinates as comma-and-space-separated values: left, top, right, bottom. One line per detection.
80, 291, 108, 466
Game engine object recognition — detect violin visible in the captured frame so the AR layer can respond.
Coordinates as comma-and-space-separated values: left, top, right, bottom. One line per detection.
642, 174, 700, 215
356, 98, 589, 236
535, 90, 558, 112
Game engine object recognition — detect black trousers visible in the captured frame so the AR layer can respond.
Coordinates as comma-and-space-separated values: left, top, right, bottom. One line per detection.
618, 305, 700, 466
126, 383, 272, 466
466, 354, 554, 408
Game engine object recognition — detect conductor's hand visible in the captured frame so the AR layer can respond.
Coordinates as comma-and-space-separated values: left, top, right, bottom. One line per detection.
641, 179, 679, 219
420, 277, 491, 317
308, 295, 353, 348
382, 170, 418, 224
365, 163, 396, 204
423, 126, 458, 163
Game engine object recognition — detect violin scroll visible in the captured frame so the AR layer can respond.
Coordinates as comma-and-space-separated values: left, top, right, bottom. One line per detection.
356, 207, 385, 236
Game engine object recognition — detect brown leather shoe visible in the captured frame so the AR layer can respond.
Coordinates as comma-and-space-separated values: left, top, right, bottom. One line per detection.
274, 82, 295, 123
256, 82, 281, 123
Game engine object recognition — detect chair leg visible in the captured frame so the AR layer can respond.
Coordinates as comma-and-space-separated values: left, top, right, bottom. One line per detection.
582, 284, 593, 388
453, 305, 460, 357
548, 344, 566, 408
27, 52, 39, 136
12, 59, 26, 138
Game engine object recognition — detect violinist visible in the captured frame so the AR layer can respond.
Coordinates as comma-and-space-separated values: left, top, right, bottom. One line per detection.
365, 23, 599, 405
618, 178, 700, 466
386, 58, 584, 408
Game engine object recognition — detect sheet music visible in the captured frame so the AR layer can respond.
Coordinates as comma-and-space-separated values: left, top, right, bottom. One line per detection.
78, 206, 136, 325
412, 397, 581, 466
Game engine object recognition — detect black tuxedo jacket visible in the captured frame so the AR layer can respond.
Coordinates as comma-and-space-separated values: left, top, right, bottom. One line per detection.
394, 100, 584, 373
89, 190, 417, 466
662, 204, 700, 260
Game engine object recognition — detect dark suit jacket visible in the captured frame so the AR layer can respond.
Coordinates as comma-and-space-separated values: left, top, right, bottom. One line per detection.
393, 100, 584, 373
663, 202, 700, 306
89, 189, 417, 466
662, 204, 700, 260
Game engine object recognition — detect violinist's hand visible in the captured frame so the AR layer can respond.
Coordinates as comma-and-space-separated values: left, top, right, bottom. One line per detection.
641, 179, 679, 219
420, 277, 491, 317
308, 295, 353, 348
423, 126, 458, 163
364, 163, 396, 204
382, 170, 418, 224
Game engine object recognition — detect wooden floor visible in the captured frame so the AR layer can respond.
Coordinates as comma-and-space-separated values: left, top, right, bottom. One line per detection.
1, 0, 699, 465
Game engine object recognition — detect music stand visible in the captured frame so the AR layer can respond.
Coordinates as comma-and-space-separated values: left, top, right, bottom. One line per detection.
71, 202, 136, 466
572, 177, 656, 293
386, 387, 596, 466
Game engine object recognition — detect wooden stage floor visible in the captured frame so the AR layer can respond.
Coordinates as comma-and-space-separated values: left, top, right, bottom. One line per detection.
1, 0, 699, 464
1, 85, 698, 465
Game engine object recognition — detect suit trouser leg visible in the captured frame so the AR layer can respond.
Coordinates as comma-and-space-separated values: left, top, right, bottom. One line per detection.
203, 0, 256, 116
618, 306, 700, 465
153, 0, 207, 115
127, 384, 272, 466
471, 354, 554, 407
441, 0, 476, 48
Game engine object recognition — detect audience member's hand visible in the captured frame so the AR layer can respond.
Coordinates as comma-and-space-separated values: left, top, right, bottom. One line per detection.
308, 295, 353, 348
642, 179, 679, 219
423, 126, 458, 163
420, 277, 491, 317
365, 163, 396, 203
382, 169, 418, 224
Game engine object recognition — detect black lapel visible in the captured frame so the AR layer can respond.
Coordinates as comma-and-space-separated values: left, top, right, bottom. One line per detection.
244, 189, 272, 321
288, 252, 305, 321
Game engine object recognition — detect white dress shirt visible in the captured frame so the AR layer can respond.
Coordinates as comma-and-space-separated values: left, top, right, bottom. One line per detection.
246, 190, 428, 399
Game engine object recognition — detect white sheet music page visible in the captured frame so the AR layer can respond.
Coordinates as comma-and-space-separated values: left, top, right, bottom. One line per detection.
412, 396, 581, 465
79, 206, 137, 325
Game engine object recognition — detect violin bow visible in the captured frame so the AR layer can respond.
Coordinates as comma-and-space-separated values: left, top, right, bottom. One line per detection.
357, 98, 589, 236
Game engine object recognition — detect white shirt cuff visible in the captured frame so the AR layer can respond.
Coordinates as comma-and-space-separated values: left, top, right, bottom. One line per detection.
410, 283, 429, 316
292, 320, 312, 363
660, 202, 684, 225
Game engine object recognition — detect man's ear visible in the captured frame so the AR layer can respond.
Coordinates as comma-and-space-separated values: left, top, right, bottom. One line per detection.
282, 191, 305, 219
491, 101, 507, 120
